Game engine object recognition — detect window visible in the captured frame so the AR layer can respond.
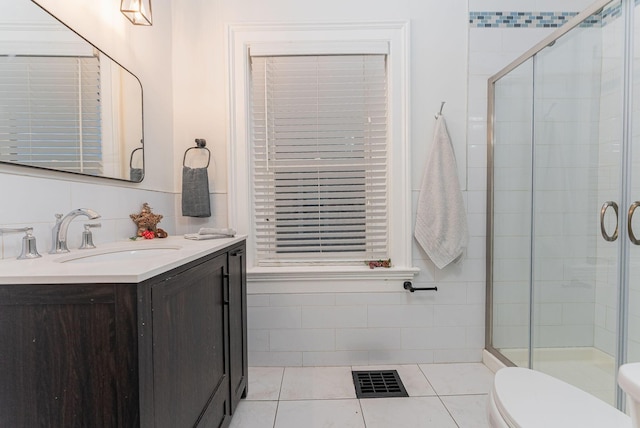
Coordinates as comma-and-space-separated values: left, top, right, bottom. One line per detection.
228, 23, 414, 282
250, 54, 388, 265
0, 55, 102, 175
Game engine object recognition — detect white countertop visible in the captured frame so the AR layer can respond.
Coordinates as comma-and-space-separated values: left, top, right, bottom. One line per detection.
0, 235, 246, 284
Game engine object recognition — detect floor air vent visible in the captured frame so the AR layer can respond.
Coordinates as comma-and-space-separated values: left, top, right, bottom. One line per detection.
352, 370, 409, 399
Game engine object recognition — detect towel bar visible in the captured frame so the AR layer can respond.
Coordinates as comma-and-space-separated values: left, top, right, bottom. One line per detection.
183, 138, 211, 168
403, 281, 437, 292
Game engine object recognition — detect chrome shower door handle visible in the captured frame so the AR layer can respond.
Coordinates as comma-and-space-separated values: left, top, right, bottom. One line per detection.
628, 201, 640, 245
600, 201, 619, 242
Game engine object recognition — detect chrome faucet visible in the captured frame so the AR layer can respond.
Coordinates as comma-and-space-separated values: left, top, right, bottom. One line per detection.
49, 208, 101, 254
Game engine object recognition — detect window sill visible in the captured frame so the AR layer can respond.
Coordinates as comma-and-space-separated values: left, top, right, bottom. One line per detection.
247, 266, 419, 294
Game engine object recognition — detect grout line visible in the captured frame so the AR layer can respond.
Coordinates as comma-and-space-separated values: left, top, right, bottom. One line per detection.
272, 367, 285, 428
438, 392, 489, 397
417, 364, 461, 428
272, 400, 279, 428
437, 394, 462, 428
351, 363, 369, 428
417, 363, 439, 395
277, 367, 285, 402
358, 397, 368, 428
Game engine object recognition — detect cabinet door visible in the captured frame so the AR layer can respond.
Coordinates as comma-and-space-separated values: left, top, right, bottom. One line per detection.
0, 284, 138, 428
151, 254, 231, 428
228, 243, 248, 413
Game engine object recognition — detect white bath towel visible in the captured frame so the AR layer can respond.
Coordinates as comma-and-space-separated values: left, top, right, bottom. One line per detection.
184, 233, 231, 240
198, 227, 235, 236
184, 227, 236, 241
414, 115, 468, 269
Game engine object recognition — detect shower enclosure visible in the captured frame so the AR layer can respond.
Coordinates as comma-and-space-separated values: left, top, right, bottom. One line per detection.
487, 0, 640, 409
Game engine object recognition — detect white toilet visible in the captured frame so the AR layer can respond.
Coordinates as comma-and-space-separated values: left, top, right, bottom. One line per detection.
619, 363, 640, 428
487, 365, 640, 428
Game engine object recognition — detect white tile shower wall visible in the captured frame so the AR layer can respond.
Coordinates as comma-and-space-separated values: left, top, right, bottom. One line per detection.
0, 172, 176, 260
532, 26, 602, 349
469, 0, 593, 12
492, 71, 533, 350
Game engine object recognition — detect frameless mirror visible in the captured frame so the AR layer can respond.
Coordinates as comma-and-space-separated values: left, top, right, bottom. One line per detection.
0, 0, 144, 182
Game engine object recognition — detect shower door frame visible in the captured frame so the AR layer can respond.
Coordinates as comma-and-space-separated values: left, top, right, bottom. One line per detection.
485, 0, 630, 408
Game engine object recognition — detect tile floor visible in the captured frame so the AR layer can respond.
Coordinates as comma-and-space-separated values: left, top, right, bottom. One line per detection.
230, 363, 494, 428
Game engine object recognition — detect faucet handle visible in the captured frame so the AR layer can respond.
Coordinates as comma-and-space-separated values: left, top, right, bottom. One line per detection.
79, 223, 101, 250
0, 227, 42, 260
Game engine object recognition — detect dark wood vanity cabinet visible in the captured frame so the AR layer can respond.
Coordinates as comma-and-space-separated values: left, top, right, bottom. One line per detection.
148, 253, 231, 428
0, 283, 139, 427
227, 245, 248, 413
0, 240, 247, 428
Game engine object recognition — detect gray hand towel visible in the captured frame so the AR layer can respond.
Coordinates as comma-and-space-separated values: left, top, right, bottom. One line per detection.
130, 168, 144, 182
182, 166, 211, 217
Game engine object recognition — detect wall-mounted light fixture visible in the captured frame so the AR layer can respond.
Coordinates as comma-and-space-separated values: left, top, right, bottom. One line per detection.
120, 0, 152, 26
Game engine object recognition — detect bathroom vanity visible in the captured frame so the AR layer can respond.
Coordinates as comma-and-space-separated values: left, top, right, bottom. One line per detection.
0, 237, 247, 428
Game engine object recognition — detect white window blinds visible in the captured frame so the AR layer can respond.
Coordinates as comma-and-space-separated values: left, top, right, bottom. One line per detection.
250, 54, 388, 265
0, 56, 102, 175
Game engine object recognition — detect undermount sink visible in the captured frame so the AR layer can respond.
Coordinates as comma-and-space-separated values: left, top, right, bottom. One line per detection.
55, 245, 182, 264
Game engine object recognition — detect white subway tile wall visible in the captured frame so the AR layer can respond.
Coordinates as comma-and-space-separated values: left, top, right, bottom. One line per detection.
248, 290, 485, 366
0, 170, 229, 260
0, 172, 178, 259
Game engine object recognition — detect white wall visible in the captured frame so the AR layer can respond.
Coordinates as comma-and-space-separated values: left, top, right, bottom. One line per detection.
170, 0, 480, 365
171, 0, 229, 233
0, 0, 177, 258
0, 0, 601, 366
169, 0, 605, 366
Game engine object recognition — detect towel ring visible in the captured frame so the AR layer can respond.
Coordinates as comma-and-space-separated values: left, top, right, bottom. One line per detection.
183, 138, 211, 168
129, 146, 143, 168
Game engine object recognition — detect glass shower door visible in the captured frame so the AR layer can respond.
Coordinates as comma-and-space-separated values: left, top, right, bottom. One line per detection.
626, 0, 640, 371
489, 59, 534, 367
531, 3, 623, 406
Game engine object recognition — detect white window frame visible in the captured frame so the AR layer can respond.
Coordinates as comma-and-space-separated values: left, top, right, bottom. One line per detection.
227, 22, 417, 288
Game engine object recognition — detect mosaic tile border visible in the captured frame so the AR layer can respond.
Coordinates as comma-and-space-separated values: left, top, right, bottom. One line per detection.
469, 3, 621, 28
469, 11, 577, 28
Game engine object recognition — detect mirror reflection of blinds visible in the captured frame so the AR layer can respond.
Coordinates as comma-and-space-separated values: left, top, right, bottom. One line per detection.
250, 54, 388, 264
0, 56, 102, 175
